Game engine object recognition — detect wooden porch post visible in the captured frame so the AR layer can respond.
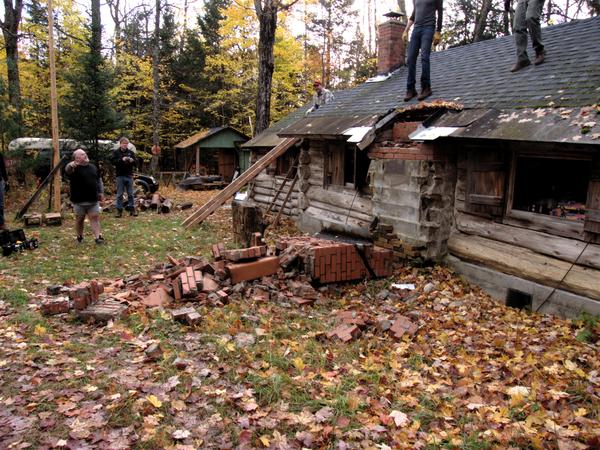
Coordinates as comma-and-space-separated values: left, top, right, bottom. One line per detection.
195, 144, 200, 175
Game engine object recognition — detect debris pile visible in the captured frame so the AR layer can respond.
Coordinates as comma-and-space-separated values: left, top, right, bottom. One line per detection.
99, 194, 193, 215
37, 234, 395, 329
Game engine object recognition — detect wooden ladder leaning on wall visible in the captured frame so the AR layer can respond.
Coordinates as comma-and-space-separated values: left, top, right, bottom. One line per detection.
182, 137, 299, 229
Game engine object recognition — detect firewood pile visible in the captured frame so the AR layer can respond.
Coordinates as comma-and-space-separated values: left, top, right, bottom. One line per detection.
99, 194, 193, 214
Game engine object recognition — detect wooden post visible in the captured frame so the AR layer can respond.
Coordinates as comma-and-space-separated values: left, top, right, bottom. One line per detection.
195, 144, 200, 175
48, 0, 61, 212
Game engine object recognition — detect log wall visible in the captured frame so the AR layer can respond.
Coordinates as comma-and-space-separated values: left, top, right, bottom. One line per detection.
449, 147, 600, 316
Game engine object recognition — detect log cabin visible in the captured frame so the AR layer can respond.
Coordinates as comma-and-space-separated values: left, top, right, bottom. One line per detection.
242, 16, 600, 318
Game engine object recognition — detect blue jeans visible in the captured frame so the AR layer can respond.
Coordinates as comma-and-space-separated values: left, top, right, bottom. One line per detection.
406, 24, 436, 91
0, 180, 5, 227
116, 176, 135, 211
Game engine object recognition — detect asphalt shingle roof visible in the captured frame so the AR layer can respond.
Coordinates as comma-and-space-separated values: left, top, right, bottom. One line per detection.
312, 16, 600, 117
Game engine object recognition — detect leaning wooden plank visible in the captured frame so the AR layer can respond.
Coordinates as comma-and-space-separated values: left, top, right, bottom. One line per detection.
448, 232, 600, 301
15, 154, 69, 220
183, 137, 299, 228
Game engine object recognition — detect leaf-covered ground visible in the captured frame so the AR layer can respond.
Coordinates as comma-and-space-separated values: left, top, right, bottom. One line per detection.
0, 188, 598, 449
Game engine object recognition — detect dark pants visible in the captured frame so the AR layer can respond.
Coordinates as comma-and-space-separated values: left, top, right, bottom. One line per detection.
0, 180, 5, 228
116, 176, 135, 211
406, 24, 436, 92
514, 0, 545, 62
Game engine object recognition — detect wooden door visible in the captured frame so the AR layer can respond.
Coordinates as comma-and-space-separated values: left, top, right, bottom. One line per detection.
465, 148, 507, 217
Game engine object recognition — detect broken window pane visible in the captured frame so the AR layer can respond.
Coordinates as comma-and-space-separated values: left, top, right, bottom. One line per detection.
512, 157, 590, 220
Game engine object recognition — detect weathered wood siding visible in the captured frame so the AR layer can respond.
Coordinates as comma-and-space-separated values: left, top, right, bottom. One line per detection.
247, 148, 300, 217
297, 141, 374, 238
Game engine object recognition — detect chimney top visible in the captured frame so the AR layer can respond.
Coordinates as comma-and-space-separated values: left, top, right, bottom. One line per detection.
383, 11, 405, 20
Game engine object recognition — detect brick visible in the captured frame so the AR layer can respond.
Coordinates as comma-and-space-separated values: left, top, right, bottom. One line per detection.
69, 282, 92, 310
142, 287, 173, 307
77, 299, 126, 322
390, 315, 418, 339
202, 275, 219, 293
41, 297, 71, 315
215, 290, 229, 302
23, 213, 43, 227
327, 324, 361, 342
172, 278, 182, 300
212, 243, 223, 260
227, 256, 280, 284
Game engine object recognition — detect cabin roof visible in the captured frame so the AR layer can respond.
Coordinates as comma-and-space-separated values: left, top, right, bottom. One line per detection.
246, 16, 600, 147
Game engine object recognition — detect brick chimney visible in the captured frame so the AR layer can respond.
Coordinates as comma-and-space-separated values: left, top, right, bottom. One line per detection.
377, 19, 406, 75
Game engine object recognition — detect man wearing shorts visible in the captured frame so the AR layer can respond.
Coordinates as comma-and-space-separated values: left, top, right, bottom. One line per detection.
65, 149, 105, 244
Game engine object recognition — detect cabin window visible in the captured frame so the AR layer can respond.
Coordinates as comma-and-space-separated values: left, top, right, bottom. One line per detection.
325, 142, 370, 190
511, 157, 590, 221
275, 147, 299, 177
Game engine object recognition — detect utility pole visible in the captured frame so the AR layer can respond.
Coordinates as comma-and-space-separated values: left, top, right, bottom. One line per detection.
47, 0, 61, 212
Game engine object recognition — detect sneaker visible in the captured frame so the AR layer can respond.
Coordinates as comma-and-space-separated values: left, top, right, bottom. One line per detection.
77, 235, 83, 243
95, 236, 105, 245
115, 209, 123, 218
510, 59, 531, 72
418, 86, 432, 101
404, 89, 418, 102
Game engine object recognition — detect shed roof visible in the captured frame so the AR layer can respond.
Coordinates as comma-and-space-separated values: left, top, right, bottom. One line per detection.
247, 16, 600, 146
175, 127, 249, 149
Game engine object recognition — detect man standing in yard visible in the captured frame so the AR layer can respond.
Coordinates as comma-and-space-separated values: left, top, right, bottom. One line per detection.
112, 137, 138, 217
0, 152, 9, 231
506, 0, 546, 72
65, 149, 105, 244
306, 81, 334, 115
403, 0, 443, 102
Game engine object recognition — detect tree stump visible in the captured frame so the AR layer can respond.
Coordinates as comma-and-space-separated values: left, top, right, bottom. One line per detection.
232, 201, 265, 247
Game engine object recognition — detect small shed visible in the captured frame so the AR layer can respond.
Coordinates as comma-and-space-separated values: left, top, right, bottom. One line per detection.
174, 127, 249, 181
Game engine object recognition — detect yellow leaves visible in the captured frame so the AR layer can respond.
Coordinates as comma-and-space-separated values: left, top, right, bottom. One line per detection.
259, 435, 270, 447
292, 357, 305, 371
146, 395, 162, 408
225, 342, 236, 353
563, 360, 586, 378
574, 407, 588, 417
34, 324, 47, 336
507, 386, 530, 407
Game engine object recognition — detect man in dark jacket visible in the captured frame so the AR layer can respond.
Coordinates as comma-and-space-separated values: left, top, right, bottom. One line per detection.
65, 149, 105, 244
0, 152, 9, 230
111, 137, 137, 217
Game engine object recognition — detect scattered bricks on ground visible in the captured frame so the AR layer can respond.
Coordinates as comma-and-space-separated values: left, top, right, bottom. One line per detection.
41, 297, 71, 316
227, 256, 280, 284
390, 315, 419, 339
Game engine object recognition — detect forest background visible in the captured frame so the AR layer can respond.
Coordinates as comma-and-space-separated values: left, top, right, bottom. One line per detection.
0, 0, 597, 165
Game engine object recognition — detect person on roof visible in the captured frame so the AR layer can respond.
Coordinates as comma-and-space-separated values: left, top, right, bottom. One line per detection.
506, 0, 545, 72
402, 0, 443, 102
305, 81, 334, 115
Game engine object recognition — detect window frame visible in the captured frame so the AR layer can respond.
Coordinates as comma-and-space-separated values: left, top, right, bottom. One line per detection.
503, 148, 594, 240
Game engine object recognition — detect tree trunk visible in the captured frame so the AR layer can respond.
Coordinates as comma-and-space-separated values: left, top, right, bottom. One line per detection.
152, 0, 161, 148
254, 0, 277, 136
473, 0, 493, 42
1, 0, 24, 135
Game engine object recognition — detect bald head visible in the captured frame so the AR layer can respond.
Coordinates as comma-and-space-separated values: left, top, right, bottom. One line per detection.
73, 149, 89, 165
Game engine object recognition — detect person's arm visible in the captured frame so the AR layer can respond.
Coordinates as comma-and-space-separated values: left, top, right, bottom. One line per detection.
96, 171, 104, 201
436, 0, 443, 32
403, 17, 414, 42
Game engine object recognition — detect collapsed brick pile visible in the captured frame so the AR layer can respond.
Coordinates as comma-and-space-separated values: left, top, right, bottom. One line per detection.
38, 234, 396, 335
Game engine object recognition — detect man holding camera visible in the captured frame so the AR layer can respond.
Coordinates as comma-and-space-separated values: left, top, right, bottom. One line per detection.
112, 137, 138, 217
